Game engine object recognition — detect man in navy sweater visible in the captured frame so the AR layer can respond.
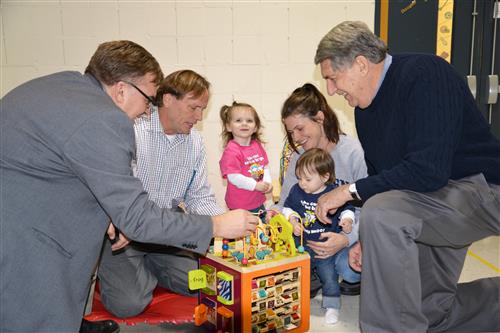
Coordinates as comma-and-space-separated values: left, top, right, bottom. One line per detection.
314, 21, 500, 332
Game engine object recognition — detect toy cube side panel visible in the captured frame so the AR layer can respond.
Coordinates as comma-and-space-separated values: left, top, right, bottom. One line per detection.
198, 256, 243, 332
244, 257, 311, 333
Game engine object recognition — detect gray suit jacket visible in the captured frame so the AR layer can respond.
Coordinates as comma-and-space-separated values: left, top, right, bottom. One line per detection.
0, 72, 213, 332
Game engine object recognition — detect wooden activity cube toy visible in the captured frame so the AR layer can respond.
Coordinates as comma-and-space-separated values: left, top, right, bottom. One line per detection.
192, 214, 311, 333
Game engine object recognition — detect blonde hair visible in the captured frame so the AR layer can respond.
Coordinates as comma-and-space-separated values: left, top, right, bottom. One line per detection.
220, 101, 264, 147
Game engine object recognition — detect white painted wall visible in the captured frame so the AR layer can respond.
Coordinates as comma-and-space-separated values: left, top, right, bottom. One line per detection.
1, 0, 375, 208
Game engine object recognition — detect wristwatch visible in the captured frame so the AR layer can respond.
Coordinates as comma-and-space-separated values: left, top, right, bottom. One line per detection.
348, 183, 360, 201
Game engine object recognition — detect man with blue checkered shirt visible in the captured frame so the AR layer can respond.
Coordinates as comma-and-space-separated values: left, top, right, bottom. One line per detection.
98, 70, 223, 318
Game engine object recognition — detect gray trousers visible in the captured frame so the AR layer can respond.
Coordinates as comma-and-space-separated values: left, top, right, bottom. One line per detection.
98, 241, 198, 318
359, 174, 500, 333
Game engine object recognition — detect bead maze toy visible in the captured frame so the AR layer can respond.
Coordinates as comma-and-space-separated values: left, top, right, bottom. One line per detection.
189, 211, 310, 333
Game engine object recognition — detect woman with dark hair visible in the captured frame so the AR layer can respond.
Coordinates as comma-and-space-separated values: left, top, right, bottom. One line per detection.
274, 83, 367, 295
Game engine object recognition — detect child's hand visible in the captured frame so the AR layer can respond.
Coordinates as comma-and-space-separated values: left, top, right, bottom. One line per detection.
339, 217, 353, 234
290, 216, 302, 237
255, 181, 271, 193
264, 209, 278, 223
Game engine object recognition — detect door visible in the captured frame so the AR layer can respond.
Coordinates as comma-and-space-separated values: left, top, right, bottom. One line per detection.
375, 0, 500, 139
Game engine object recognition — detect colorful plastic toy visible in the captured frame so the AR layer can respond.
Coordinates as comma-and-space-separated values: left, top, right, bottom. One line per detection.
190, 212, 310, 333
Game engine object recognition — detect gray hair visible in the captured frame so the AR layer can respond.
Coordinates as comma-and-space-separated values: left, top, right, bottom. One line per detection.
315, 21, 387, 70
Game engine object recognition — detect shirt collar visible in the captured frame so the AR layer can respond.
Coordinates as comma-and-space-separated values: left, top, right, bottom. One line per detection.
373, 54, 392, 96
154, 106, 180, 142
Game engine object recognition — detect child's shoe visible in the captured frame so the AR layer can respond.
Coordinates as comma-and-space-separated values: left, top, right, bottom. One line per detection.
325, 308, 339, 325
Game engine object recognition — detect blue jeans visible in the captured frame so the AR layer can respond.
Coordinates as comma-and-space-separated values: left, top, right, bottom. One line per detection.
310, 246, 361, 309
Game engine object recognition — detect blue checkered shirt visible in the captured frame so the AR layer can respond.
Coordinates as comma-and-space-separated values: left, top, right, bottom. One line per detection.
133, 108, 224, 216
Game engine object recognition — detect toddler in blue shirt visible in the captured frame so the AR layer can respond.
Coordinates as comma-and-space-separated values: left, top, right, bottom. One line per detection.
283, 148, 354, 325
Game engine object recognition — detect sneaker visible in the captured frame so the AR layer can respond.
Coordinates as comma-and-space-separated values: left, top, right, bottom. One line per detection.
325, 308, 339, 325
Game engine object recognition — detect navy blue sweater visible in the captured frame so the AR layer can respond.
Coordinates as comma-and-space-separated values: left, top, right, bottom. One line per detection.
356, 54, 500, 200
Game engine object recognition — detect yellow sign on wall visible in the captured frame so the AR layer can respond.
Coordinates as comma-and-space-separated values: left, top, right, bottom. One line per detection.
436, 0, 454, 63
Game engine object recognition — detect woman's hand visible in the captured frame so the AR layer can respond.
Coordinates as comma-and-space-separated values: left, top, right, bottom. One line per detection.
306, 232, 348, 259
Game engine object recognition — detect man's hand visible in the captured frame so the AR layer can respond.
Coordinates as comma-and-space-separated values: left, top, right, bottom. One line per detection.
349, 241, 362, 272
316, 184, 351, 223
212, 209, 259, 239
107, 223, 130, 252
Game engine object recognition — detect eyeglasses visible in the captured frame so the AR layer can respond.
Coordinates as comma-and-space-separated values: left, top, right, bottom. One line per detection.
123, 81, 156, 106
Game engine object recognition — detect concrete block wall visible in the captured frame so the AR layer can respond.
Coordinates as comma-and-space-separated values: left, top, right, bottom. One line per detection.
1, 0, 375, 208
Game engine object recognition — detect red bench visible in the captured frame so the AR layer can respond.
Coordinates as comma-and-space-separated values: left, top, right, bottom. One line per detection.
84, 284, 197, 326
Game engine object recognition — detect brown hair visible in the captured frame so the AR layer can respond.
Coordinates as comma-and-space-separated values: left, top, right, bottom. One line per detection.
85, 40, 163, 86
156, 69, 210, 107
281, 83, 341, 152
220, 101, 264, 147
295, 148, 335, 184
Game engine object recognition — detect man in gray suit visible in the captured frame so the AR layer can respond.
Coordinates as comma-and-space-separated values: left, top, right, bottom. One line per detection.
0, 40, 258, 333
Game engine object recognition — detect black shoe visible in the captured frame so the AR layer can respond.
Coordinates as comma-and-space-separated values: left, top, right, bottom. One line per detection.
309, 271, 322, 298
339, 280, 360, 296
310, 286, 322, 298
80, 319, 120, 333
